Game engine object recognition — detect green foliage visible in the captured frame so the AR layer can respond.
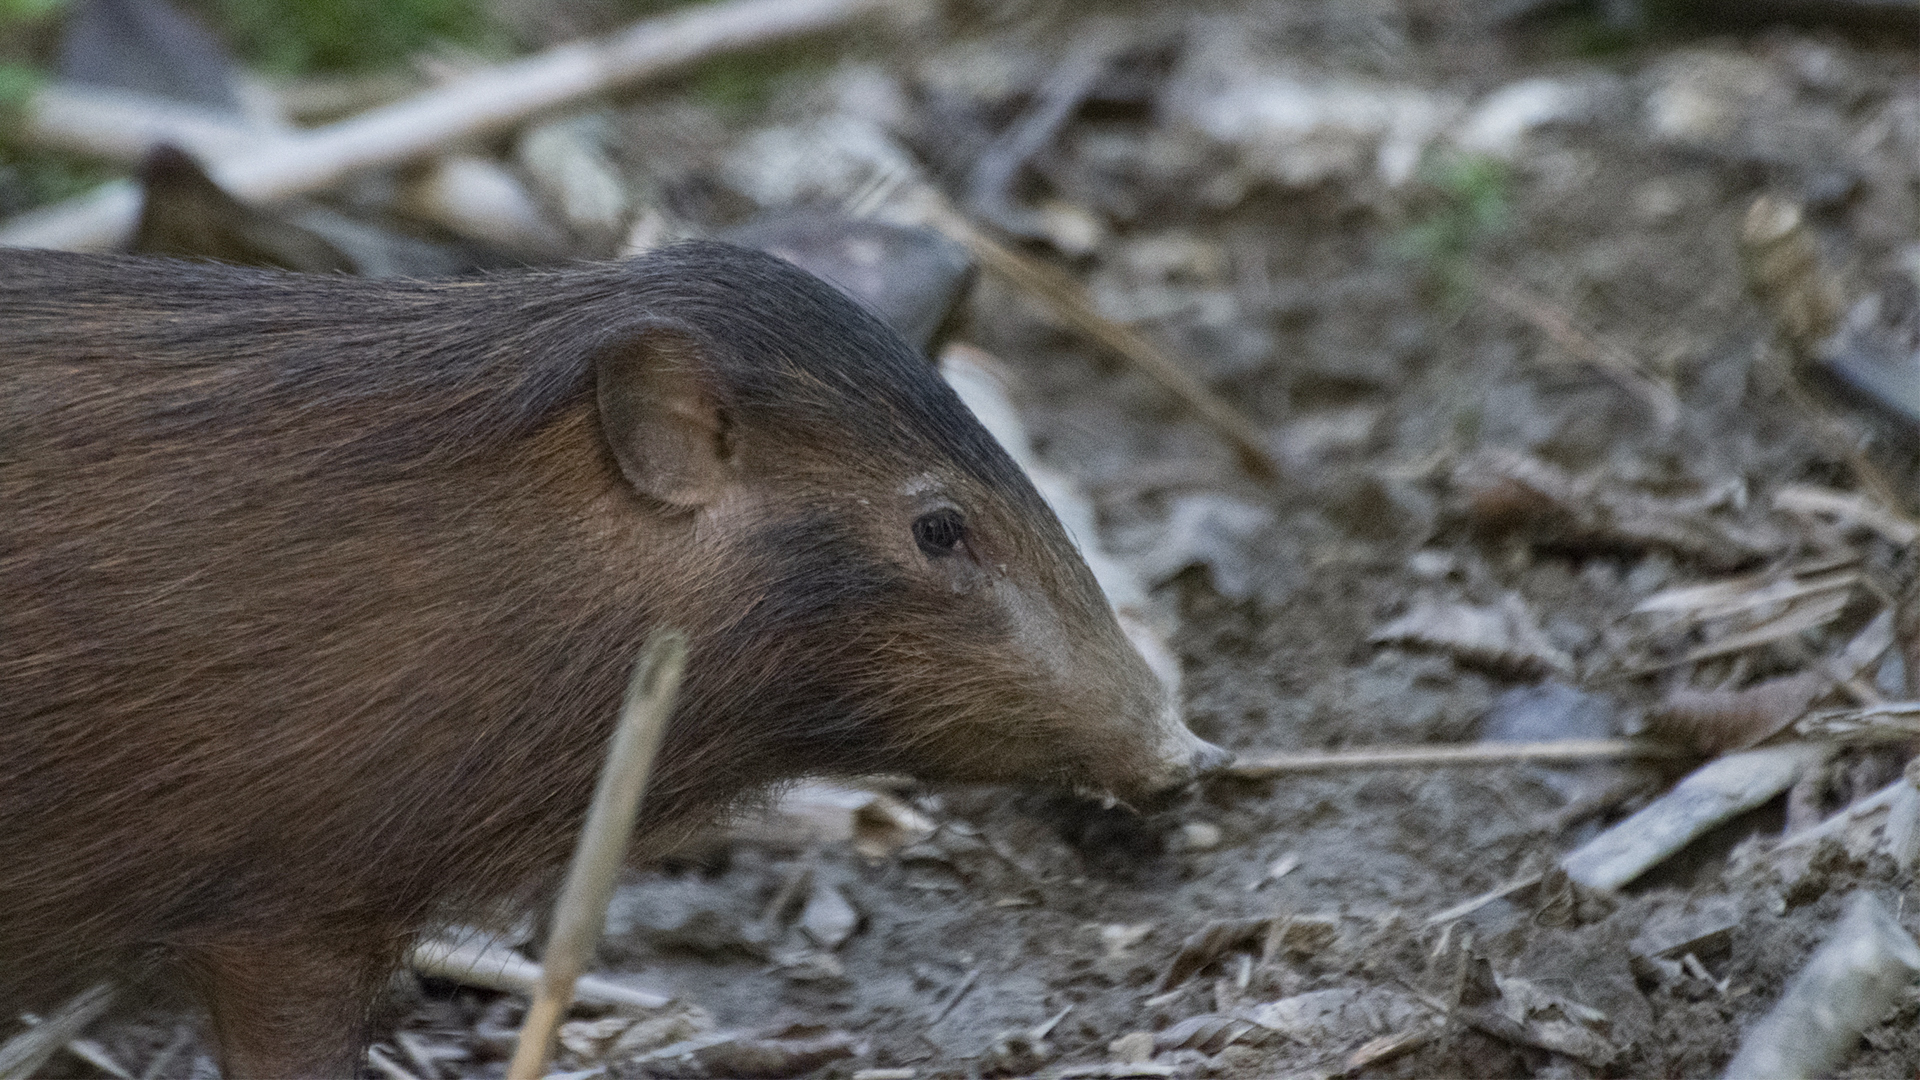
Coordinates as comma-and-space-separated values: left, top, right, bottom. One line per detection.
685, 38, 828, 117
206, 0, 497, 74
0, 145, 110, 217
1396, 152, 1512, 301
1400, 153, 1511, 265
0, 61, 43, 109
0, 0, 65, 23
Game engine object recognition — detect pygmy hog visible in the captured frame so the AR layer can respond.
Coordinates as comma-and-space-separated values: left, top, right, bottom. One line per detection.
0, 242, 1228, 1076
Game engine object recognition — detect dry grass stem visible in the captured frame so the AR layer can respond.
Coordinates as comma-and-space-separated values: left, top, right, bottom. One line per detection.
506, 629, 687, 1080
1479, 274, 1682, 430
1224, 739, 1686, 779
925, 209, 1283, 483
0, 983, 118, 1080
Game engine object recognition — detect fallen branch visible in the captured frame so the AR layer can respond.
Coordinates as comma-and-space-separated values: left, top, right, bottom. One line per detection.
1722, 892, 1920, 1080
1222, 739, 1687, 779
407, 934, 669, 1011
17, 84, 268, 166
507, 630, 687, 1080
0, 983, 118, 1080
1561, 743, 1827, 891
0, 0, 901, 251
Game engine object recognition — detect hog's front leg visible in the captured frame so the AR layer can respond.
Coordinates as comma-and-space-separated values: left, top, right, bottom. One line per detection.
179, 936, 389, 1078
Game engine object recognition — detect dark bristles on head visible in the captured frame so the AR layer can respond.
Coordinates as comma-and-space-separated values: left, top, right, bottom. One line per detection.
621, 242, 1037, 504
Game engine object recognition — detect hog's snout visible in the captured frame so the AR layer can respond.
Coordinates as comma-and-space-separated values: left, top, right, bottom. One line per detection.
1189, 740, 1235, 777
1152, 734, 1234, 792
1125, 705, 1235, 797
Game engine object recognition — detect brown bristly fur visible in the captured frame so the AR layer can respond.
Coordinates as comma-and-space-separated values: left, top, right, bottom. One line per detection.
0, 243, 1203, 1075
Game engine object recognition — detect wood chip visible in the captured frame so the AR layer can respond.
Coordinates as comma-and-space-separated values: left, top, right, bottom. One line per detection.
1151, 1014, 1268, 1055
1561, 743, 1828, 890
1338, 1027, 1432, 1074
1723, 892, 1920, 1080
1157, 917, 1335, 991
1772, 484, 1920, 546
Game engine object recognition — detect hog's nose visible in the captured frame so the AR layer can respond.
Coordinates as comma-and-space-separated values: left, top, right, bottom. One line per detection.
1190, 740, 1235, 777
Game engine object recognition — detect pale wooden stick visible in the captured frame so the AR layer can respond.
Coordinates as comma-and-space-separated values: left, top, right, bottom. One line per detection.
18, 84, 269, 165
1562, 743, 1826, 891
1223, 738, 1687, 779
0, 983, 117, 1080
506, 630, 687, 1080
1722, 892, 1920, 1080
408, 933, 670, 1010
0, 0, 901, 251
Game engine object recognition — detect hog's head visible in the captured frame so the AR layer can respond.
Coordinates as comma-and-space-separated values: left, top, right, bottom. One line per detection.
593, 242, 1230, 804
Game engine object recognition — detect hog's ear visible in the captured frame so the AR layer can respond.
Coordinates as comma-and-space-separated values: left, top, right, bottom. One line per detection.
594, 325, 735, 509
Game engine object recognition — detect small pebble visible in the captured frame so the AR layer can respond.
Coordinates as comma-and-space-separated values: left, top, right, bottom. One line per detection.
1406, 549, 1456, 581
1109, 1031, 1155, 1063
1174, 822, 1223, 852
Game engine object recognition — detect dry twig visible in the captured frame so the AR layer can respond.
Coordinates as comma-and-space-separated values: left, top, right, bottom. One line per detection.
1478, 274, 1682, 430
407, 933, 670, 1010
1560, 743, 1827, 890
506, 630, 687, 1080
1223, 739, 1686, 780
923, 207, 1283, 483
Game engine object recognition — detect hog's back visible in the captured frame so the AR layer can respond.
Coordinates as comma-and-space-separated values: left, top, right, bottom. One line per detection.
0, 253, 656, 1006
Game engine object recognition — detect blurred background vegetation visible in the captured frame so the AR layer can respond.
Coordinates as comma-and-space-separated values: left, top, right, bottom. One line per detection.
0, 0, 783, 217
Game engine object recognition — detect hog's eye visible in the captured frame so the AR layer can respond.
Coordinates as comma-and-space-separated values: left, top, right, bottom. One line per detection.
913, 508, 966, 557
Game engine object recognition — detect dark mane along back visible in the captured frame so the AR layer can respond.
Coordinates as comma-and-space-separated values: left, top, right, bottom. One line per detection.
0, 244, 1033, 504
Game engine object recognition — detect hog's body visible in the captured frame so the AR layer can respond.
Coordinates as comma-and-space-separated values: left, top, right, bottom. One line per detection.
0, 243, 1222, 1076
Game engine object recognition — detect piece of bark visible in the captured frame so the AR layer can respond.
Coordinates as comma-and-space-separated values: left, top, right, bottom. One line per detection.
1722, 892, 1920, 1080
1561, 743, 1828, 890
